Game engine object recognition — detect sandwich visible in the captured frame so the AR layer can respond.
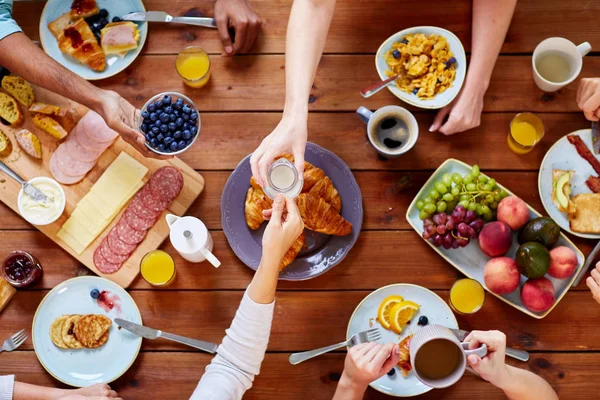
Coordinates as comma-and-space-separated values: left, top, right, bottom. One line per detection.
568, 193, 600, 234
100, 22, 140, 57
552, 169, 574, 212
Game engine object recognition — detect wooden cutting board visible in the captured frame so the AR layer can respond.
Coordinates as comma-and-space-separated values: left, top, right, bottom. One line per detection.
0, 278, 16, 314
0, 85, 204, 288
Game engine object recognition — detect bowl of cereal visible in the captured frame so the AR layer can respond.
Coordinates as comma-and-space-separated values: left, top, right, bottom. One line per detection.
376, 26, 466, 109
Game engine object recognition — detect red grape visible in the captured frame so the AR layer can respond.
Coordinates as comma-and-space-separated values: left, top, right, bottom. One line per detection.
442, 233, 453, 249
432, 234, 442, 247
436, 224, 447, 235
456, 237, 470, 247
464, 210, 477, 224
446, 217, 456, 231
469, 219, 484, 233
423, 218, 434, 227
457, 222, 469, 237
466, 226, 476, 238
451, 206, 465, 222
451, 239, 459, 249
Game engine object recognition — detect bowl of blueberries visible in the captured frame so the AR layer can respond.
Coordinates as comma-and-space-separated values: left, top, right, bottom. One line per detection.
139, 92, 200, 155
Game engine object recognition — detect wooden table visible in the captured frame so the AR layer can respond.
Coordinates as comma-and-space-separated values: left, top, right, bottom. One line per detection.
2, 0, 600, 398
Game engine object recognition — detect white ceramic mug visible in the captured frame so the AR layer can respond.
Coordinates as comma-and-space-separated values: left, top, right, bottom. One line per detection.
356, 105, 418, 158
532, 37, 591, 92
410, 325, 487, 389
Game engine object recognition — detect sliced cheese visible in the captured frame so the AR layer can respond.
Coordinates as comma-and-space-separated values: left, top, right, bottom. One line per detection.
71, 207, 103, 236
62, 217, 96, 248
77, 196, 110, 226
90, 152, 147, 208
83, 192, 114, 220
57, 228, 85, 255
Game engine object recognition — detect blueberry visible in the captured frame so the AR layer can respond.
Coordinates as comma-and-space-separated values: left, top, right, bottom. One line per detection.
157, 143, 166, 152
98, 9, 108, 18
154, 101, 163, 110
392, 49, 401, 59
151, 126, 159, 135
164, 130, 173, 138
401, 38, 409, 44
176, 97, 184, 105
445, 57, 457, 69
149, 112, 157, 121
112, 16, 122, 23
91, 22, 101, 31
90, 289, 100, 299
178, 140, 187, 150
156, 109, 163, 116
173, 131, 182, 140
160, 113, 170, 123
182, 105, 191, 114
164, 137, 174, 146
140, 123, 148, 133
183, 122, 192, 131
99, 18, 108, 27
160, 124, 168, 133
182, 113, 190, 121
170, 141, 179, 152
162, 95, 172, 105
418, 315, 429, 326
412, 88, 419, 95
182, 129, 191, 140
174, 102, 183, 110
145, 133, 152, 142
169, 114, 177, 122
168, 122, 177, 132
190, 112, 198, 121
156, 133, 165, 142
175, 118, 184, 127
164, 106, 173, 114
147, 104, 155, 113
387, 368, 396, 376
173, 109, 181, 116
141, 110, 150, 119
154, 119, 162, 127
150, 138, 158, 147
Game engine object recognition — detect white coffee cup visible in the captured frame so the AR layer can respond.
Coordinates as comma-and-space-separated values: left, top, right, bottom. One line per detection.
532, 37, 591, 92
356, 105, 418, 158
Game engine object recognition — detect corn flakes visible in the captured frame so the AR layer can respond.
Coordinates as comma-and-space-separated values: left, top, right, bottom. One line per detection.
384, 33, 457, 99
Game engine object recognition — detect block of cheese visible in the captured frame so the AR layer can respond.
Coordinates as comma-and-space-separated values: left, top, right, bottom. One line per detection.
90, 152, 148, 208
57, 228, 85, 255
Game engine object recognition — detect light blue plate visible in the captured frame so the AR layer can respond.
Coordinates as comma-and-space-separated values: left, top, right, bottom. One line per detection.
39, 0, 147, 80
347, 284, 457, 397
32, 276, 142, 387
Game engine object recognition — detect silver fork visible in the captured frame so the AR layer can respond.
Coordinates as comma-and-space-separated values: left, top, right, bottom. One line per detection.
0, 329, 28, 353
289, 328, 381, 365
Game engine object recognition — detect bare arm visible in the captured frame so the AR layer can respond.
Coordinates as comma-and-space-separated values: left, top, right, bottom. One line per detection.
10, 379, 119, 400
496, 365, 558, 400
250, 0, 335, 186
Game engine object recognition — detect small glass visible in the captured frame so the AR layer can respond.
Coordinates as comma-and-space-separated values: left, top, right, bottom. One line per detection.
175, 46, 211, 88
263, 158, 303, 200
2, 251, 43, 288
449, 278, 486, 315
507, 112, 545, 154
140, 250, 176, 287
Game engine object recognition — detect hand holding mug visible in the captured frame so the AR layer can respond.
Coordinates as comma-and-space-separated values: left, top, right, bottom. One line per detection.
261, 194, 304, 262
576, 78, 600, 121
341, 342, 400, 389
465, 330, 510, 387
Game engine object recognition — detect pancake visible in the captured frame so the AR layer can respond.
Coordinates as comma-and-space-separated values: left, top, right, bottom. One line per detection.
50, 315, 70, 349
73, 314, 112, 348
61, 315, 83, 349
86, 330, 109, 349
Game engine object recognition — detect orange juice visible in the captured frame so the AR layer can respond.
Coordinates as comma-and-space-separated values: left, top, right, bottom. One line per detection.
140, 250, 176, 287
449, 279, 485, 314
176, 47, 211, 88
508, 113, 545, 154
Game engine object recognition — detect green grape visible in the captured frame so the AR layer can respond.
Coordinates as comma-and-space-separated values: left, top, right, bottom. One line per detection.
481, 199, 488, 206
437, 201, 447, 213
483, 209, 493, 221
452, 173, 463, 184
466, 183, 477, 192
458, 200, 470, 209
476, 204, 485, 215
478, 175, 488, 184
442, 173, 453, 188
485, 194, 494, 203
468, 202, 478, 212
429, 189, 440, 200
419, 209, 430, 220
451, 187, 460, 197
483, 184, 493, 192
481, 205, 491, 214
434, 182, 448, 194
443, 193, 454, 202
494, 191, 502, 202
459, 194, 470, 202
471, 164, 480, 177
447, 201, 457, 212
488, 178, 496, 188
464, 174, 474, 184
416, 200, 425, 210
490, 201, 499, 210
424, 203, 437, 214
500, 189, 509, 198
424, 196, 433, 204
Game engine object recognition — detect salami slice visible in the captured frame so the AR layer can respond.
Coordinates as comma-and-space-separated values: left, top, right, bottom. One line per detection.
142, 187, 170, 212
99, 239, 130, 264
129, 186, 162, 221
107, 228, 136, 256
116, 218, 147, 245
148, 166, 183, 202
49, 153, 85, 185
124, 206, 157, 231
93, 246, 122, 274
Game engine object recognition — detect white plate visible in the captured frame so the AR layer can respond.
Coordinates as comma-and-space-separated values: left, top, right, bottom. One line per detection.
375, 26, 467, 110
406, 159, 586, 319
32, 276, 142, 387
39, 0, 148, 80
539, 129, 600, 239
347, 284, 457, 397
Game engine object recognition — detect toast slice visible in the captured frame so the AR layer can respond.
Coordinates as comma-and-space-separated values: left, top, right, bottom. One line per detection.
100, 22, 140, 56
552, 169, 574, 212
29, 102, 68, 118
48, 12, 71, 39
15, 129, 42, 159
70, 0, 99, 20
32, 114, 68, 140
0, 92, 23, 126
1, 76, 34, 107
568, 193, 600, 234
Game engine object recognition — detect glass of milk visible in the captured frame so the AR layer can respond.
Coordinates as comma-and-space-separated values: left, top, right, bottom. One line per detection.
263, 158, 303, 199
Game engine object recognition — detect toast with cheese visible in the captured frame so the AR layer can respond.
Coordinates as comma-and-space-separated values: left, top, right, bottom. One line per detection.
100, 22, 140, 57
1, 76, 34, 107
0, 92, 23, 126
15, 129, 42, 159
552, 169, 574, 212
32, 114, 68, 140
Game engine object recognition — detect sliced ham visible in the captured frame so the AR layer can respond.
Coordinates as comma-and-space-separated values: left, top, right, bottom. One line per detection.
65, 133, 104, 162
52, 144, 96, 177
49, 154, 85, 185
81, 110, 118, 144
102, 24, 136, 47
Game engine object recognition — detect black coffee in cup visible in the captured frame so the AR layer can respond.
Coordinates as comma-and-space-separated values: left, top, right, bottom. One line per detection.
371, 113, 412, 150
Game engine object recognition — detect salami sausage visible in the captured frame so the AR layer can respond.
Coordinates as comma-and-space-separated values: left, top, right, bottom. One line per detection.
128, 187, 162, 221
99, 239, 130, 264
115, 218, 147, 245
124, 206, 157, 231
107, 228, 136, 256
148, 166, 183, 202
93, 246, 122, 274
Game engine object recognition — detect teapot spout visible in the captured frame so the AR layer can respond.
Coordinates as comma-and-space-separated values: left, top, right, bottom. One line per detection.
165, 214, 180, 228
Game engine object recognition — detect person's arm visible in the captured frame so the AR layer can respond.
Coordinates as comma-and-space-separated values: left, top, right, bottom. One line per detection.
576, 78, 600, 121
466, 331, 558, 400
586, 262, 600, 303
0, 376, 119, 400
430, 0, 517, 135
191, 195, 304, 400
250, 0, 335, 187
214, 0, 261, 56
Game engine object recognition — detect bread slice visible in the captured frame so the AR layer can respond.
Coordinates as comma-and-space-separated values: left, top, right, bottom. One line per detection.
552, 169, 574, 212
29, 102, 68, 118
0, 128, 12, 156
568, 193, 600, 233
15, 129, 42, 159
32, 114, 68, 140
1, 76, 34, 107
49, 12, 71, 39
0, 92, 23, 126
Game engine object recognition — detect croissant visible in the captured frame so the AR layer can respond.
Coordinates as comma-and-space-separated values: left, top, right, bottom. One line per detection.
280, 231, 305, 271
49, 16, 106, 72
245, 186, 273, 230
397, 334, 413, 378
296, 193, 352, 236
308, 176, 341, 212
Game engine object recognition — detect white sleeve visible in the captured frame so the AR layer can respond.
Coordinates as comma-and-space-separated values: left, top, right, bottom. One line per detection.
189, 290, 275, 400
0, 375, 14, 400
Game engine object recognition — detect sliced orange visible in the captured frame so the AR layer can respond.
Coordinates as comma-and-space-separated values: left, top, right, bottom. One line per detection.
389, 300, 420, 334
377, 295, 404, 330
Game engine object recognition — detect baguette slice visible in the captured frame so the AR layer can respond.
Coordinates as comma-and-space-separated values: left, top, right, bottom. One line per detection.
0, 128, 12, 156
0, 92, 23, 126
1, 76, 35, 107
15, 129, 42, 159
32, 114, 68, 140
29, 102, 67, 118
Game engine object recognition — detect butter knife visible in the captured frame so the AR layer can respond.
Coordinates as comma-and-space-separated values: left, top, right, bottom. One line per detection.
115, 318, 218, 354
0, 161, 50, 203
122, 11, 217, 29
592, 121, 600, 154
451, 328, 529, 362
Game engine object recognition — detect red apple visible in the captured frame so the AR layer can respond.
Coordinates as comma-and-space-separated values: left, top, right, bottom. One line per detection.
548, 246, 578, 279
520, 277, 555, 312
484, 257, 521, 294
479, 221, 513, 257
497, 196, 530, 231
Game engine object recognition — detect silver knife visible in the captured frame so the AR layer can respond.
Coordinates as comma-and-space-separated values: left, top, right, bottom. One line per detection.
0, 161, 51, 203
451, 328, 529, 362
592, 121, 600, 155
572, 241, 600, 287
115, 318, 218, 354
121, 11, 217, 29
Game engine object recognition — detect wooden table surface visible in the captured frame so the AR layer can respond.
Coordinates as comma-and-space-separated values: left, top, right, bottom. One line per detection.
2, 0, 600, 398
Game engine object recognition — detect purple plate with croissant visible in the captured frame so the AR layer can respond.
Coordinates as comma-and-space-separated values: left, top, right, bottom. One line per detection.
221, 142, 363, 280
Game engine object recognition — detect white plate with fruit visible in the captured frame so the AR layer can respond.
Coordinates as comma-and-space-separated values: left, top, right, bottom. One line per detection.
347, 284, 457, 397
406, 159, 586, 319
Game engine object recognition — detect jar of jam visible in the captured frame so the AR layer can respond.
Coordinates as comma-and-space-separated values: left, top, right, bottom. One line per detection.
2, 251, 43, 288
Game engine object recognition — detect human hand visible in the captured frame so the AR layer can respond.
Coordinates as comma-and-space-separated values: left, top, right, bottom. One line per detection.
97, 90, 169, 159
576, 78, 600, 121
59, 383, 121, 400
429, 86, 485, 135
250, 114, 308, 187
215, 0, 261, 56
261, 194, 304, 262
465, 330, 510, 387
340, 342, 400, 391
586, 262, 600, 304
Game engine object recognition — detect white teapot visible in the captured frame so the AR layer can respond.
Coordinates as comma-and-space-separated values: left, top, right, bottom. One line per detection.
165, 214, 220, 268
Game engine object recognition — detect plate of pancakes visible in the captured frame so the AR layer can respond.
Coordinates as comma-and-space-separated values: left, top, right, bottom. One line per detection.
32, 276, 142, 387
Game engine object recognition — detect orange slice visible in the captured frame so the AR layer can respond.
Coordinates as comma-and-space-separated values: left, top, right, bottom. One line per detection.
389, 300, 420, 334
377, 295, 404, 330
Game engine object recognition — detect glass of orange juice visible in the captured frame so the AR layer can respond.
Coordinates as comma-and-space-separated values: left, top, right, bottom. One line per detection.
175, 46, 211, 88
507, 112, 545, 154
140, 250, 176, 287
449, 278, 485, 315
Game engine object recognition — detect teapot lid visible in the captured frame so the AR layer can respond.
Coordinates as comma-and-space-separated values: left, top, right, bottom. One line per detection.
168, 216, 208, 253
